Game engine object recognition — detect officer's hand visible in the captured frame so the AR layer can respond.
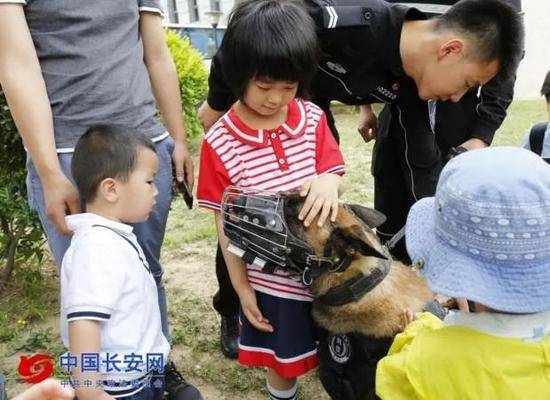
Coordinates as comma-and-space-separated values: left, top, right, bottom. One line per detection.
459, 138, 487, 151
357, 104, 378, 142
13, 379, 75, 400
198, 101, 225, 132
239, 285, 274, 333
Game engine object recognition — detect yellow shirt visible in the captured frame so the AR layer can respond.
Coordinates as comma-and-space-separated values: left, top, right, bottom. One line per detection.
376, 312, 550, 400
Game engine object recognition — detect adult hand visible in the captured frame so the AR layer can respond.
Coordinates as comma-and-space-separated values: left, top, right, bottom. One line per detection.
239, 285, 273, 333
43, 172, 80, 236
172, 138, 195, 190
459, 138, 488, 151
358, 104, 378, 142
13, 379, 75, 400
198, 101, 225, 132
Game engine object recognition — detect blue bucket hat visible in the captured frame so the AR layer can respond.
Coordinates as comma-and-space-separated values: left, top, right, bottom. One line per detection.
406, 147, 550, 313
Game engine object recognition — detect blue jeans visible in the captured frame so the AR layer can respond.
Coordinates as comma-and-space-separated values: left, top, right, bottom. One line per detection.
26, 137, 175, 341
0, 372, 6, 400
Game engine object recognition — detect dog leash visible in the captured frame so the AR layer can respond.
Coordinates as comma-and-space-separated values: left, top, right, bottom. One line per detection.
383, 225, 406, 251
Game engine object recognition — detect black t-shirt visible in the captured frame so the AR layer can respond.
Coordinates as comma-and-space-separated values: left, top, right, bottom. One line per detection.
207, 0, 426, 111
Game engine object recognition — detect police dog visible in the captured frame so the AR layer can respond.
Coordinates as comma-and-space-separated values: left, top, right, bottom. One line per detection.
283, 195, 435, 338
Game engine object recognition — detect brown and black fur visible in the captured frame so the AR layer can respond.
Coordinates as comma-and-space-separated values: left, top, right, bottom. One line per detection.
284, 194, 434, 338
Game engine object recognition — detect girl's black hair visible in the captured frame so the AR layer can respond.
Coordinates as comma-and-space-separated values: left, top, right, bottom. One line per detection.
220, 0, 319, 99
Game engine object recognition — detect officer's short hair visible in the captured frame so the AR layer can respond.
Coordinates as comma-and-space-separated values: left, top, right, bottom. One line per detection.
72, 125, 156, 203
541, 70, 550, 104
220, 0, 319, 99
436, 0, 524, 80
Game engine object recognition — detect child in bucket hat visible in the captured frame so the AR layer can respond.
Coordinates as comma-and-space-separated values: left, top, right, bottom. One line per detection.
376, 147, 550, 400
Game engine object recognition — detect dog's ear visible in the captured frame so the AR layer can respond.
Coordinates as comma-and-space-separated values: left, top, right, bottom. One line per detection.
348, 204, 386, 229
333, 208, 388, 260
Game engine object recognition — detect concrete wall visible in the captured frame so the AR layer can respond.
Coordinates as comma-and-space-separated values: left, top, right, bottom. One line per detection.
514, 0, 550, 99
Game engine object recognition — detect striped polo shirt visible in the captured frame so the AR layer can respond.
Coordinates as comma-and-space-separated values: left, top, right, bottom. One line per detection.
197, 99, 345, 302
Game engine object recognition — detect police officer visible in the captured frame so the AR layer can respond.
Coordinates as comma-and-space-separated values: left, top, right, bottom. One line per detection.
198, 0, 524, 361
366, 0, 522, 262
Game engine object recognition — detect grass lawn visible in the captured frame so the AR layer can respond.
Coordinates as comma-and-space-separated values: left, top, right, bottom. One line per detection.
0, 99, 546, 399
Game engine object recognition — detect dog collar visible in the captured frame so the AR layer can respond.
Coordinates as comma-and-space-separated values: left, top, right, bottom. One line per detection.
316, 258, 392, 307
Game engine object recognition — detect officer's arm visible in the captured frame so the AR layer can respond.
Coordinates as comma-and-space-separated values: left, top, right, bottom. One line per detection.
460, 71, 516, 149
198, 50, 237, 131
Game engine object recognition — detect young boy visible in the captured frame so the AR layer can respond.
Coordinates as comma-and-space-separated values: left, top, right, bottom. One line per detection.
376, 147, 550, 399
523, 70, 550, 162
60, 126, 190, 400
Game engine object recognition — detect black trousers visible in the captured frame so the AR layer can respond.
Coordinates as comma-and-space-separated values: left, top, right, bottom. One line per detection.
213, 104, 341, 318
373, 79, 481, 262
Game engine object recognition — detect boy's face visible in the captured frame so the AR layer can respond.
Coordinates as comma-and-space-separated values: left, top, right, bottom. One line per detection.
415, 39, 499, 102
243, 79, 299, 116
116, 147, 159, 223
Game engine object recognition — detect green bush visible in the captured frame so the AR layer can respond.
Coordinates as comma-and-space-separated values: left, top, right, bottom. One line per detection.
0, 90, 45, 284
165, 29, 209, 139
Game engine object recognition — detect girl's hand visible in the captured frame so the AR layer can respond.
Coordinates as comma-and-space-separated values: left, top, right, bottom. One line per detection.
239, 285, 274, 333
299, 174, 342, 227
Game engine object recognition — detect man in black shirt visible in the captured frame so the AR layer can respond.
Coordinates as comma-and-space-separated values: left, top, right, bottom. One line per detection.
364, 0, 522, 261
197, 0, 524, 358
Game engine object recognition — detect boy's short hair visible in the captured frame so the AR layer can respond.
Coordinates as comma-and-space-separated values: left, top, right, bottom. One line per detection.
435, 0, 524, 80
541, 70, 550, 103
221, 0, 319, 99
72, 125, 155, 203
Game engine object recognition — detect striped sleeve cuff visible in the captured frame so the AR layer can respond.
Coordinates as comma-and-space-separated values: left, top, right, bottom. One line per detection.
197, 199, 222, 211
66, 306, 112, 322
139, 6, 163, 16
321, 165, 345, 175
138, 1, 164, 16
67, 311, 111, 322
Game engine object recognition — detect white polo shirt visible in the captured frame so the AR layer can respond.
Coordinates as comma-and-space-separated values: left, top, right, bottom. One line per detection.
60, 213, 169, 397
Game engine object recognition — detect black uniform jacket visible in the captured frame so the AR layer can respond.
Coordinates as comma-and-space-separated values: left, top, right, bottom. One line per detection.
206, 0, 516, 145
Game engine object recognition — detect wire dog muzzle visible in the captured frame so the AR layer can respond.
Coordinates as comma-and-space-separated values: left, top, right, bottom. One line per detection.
221, 187, 353, 285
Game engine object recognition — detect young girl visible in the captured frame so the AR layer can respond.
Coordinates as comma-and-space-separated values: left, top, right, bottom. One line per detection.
197, 1, 345, 398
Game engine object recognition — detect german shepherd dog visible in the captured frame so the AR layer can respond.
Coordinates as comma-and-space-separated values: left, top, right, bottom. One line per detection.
283, 194, 435, 337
